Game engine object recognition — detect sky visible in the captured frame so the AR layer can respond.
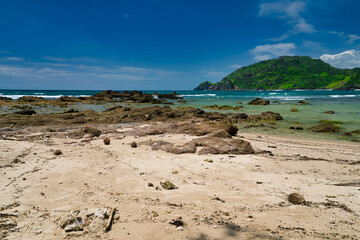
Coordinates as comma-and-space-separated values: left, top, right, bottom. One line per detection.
0, 0, 360, 90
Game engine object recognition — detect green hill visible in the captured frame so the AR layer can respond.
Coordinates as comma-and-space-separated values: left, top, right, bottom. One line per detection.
194, 56, 360, 90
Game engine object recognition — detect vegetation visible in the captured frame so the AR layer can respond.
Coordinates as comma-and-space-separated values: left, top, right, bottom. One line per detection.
194, 56, 360, 90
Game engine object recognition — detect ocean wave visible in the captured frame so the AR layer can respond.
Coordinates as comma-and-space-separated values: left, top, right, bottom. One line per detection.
330, 95, 356, 98
1, 94, 91, 99
180, 94, 217, 97
264, 96, 306, 100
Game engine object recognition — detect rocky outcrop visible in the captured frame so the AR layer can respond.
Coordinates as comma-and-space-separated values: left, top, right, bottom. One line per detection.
139, 135, 254, 155
310, 123, 340, 133
247, 98, 270, 105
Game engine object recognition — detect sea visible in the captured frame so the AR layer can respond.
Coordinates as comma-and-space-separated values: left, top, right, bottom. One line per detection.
1, 89, 360, 142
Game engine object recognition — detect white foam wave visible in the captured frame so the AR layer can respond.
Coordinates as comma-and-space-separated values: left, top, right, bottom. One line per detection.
2, 94, 91, 99
330, 95, 356, 98
180, 94, 217, 97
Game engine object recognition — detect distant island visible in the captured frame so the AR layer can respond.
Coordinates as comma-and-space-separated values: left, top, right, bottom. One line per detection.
194, 56, 360, 90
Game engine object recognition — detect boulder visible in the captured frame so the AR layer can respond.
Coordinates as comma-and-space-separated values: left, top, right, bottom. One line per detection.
216, 122, 239, 136
247, 98, 270, 105
84, 126, 101, 137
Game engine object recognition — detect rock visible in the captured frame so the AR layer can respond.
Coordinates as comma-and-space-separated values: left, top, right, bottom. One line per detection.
155, 186, 162, 191
216, 122, 238, 136
64, 223, 83, 232
290, 108, 298, 112
288, 193, 305, 204
170, 142, 197, 154
352, 129, 360, 134
247, 98, 270, 105
148, 183, 154, 187
204, 159, 213, 163
54, 150, 63, 155
244, 124, 264, 128
103, 138, 111, 145
207, 129, 232, 138
84, 126, 101, 137
324, 110, 335, 114
18, 96, 44, 102
310, 123, 340, 133
342, 132, 353, 136
64, 108, 79, 113
67, 129, 85, 139
192, 137, 254, 155
130, 141, 137, 148
297, 100, 309, 105
160, 180, 178, 190
14, 109, 37, 115
290, 126, 303, 130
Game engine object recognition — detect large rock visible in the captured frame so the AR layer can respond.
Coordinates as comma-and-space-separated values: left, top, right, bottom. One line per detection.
310, 123, 340, 133
84, 126, 101, 137
192, 137, 254, 155
247, 98, 270, 105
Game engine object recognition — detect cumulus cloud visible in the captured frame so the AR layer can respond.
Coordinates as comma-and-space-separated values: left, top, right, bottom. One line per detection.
319, 50, 360, 69
251, 43, 296, 61
348, 34, 360, 44
259, 0, 314, 40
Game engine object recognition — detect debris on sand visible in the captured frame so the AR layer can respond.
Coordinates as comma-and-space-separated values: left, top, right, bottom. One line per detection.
288, 193, 305, 204
160, 180, 178, 190
169, 217, 184, 227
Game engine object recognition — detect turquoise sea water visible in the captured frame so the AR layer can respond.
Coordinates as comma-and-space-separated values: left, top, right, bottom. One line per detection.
1, 89, 359, 142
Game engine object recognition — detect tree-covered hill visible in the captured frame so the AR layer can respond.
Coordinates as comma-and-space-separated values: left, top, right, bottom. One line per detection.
194, 56, 360, 90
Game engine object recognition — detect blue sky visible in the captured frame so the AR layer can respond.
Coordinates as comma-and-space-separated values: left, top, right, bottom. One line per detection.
0, 0, 360, 90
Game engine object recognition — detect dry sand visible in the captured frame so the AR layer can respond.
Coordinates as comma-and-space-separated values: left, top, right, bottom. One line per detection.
1, 123, 359, 239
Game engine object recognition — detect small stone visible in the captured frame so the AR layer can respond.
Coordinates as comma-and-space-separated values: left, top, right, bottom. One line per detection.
148, 182, 154, 187
103, 138, 111, 145
155, 186, 162, 191
290, 108, 298, 112
54, 150, 62, 155
203, 159, 213, 163
64, 224, 83, 232
130, 142, 137, 148
160, 181, 178, 190
177, 226, 184, 231
288, 193, 305, 204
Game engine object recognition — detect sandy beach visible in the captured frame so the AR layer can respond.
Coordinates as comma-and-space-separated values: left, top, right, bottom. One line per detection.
1, 121, 359, 240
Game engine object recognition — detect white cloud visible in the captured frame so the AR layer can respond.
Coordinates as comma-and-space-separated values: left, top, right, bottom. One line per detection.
0, 59, 180, 84
319, 50, 360, 69
259, 0, 315, 41
228, 64, 242, 69
348, 34, 360, 44
0, 57, 25, 61
251, 43, 296, 60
